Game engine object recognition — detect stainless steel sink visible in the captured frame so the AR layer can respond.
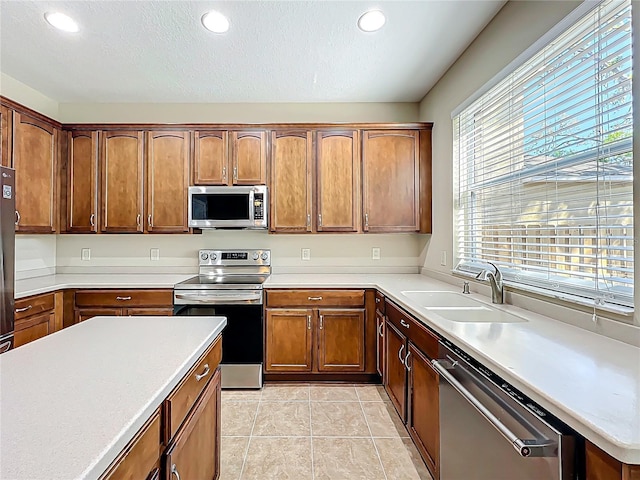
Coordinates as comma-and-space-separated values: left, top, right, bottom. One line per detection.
401, 290, 486, 308
427, 306, 527, 323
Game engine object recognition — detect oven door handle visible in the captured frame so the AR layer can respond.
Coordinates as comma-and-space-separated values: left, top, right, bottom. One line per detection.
432, 359, 556, 458
174, 292, 262, 304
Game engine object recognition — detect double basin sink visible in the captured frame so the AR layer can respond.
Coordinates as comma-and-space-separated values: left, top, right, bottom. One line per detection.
401, 291, 526, 323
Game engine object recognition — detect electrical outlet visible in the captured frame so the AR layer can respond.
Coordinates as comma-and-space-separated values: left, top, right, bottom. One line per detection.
301, 248, 311, 261
372, 247, 381, 260
81, 248, 91, 261
440, 250, 447, 266
150, 248, 160, 261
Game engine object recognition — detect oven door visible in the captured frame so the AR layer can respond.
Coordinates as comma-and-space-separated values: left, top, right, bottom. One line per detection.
188, 186, 254, 228
174, 303, 263, 388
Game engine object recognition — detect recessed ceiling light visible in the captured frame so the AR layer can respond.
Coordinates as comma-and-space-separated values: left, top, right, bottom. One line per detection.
202, 10, 230, 34
357, 10, 386, 32
44, 12, 79, 33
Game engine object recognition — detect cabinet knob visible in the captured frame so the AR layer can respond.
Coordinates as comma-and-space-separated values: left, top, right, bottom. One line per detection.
398, 344, 405, 362
90, 213, 95, 227
136, 214, 141, 227
15, 305, 33, 313
148, 214, 152, 228
307, 296, 323, 301
404, 351, 412, 371
306, 214, 311, 227
307, 315, 311, 330
400, 319, 410, 329
116, 296, 132, 301
222, 166, 227, 182
233, 166, 238, 181
195, 363, 210, 381
171, 464, 181, 480
365, 213, 369, 228
319, 315, 324, 330
318, 213, 322, 227
15, 210, 20, 226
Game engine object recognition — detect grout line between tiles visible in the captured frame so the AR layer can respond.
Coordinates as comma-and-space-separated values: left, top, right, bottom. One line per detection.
358, 394, 389, 480
237, 387, 262, 480
309, 387, 315, 480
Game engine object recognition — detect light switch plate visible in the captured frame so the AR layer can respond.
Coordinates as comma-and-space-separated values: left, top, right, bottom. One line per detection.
150, 248, 160, 261
301, 248, 311, 261
372, 247, 381, 260
81, 248, 90, 261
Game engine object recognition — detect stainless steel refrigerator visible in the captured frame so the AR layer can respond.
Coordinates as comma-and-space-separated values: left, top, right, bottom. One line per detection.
1, 166, 15, 353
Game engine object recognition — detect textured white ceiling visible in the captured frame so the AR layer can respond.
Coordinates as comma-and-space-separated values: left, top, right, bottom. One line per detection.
0, 1, 505, 103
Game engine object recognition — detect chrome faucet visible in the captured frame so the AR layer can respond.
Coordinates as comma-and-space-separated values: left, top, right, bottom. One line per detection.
476, 262, 504, 304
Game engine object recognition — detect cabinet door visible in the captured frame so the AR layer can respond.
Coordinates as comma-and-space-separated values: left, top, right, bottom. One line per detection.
67, 131, 99, 232
1, 104, 12, 168
100, 131, 144, 233
14, 311, 56, 347
193, 130, 228, 185
362, 130, 419, 232
270, 131, 313, 232
317, 308, 365, 372
13, 112, 57, 233
407, 343, 439, 478
265, 308, 313, 372
231, 131, 267, 185
316, 130, 360, 232
385, 320, 408, 422
165, 368, 220, 480
376, 309, 385, 378
76, 308, 122, 323
146, 131, 189, 233
125, 308, 173, 316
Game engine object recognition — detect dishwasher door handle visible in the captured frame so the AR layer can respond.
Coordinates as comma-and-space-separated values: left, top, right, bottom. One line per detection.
432, 359, 555, 458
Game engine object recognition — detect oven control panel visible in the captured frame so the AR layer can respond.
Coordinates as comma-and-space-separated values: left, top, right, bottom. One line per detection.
198, 249, 270, 266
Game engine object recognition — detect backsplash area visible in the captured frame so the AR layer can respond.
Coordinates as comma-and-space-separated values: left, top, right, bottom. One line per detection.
52, 232, 421, 274
15, 235, 56, 280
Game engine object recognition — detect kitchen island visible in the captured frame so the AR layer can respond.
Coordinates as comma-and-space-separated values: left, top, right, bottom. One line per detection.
0, 315, 226, 480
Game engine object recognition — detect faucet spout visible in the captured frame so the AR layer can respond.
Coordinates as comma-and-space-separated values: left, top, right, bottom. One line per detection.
477, 262, 504, 304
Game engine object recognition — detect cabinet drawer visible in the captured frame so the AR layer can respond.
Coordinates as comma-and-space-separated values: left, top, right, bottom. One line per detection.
386, 300, 438, 360
165, 336, 222, 440
14, 292, 55, 320
267, 289, 365, 307
101, 410, 161, 480
75, 289, 173, 308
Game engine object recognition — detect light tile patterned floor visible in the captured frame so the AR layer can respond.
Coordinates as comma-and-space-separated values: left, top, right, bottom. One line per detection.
220, 383, 432, 480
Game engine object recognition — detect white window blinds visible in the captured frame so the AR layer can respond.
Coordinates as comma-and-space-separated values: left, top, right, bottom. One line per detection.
454, 0, 633, 308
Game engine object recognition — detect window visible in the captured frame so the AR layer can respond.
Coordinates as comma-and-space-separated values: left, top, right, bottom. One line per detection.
454, 0, 633, 308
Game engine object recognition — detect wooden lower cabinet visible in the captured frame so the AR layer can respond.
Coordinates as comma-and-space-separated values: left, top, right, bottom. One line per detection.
14, 311, 56, 347
317, 309, 365, 372
165, 368, 221, 480
74, 289, 173, 323
265, 309, 313, 372
384, 320, 408, 421
407, 343, 439, 478
77, 308, 122, 323
376, 309, 385, 378
586, 441, 640, 480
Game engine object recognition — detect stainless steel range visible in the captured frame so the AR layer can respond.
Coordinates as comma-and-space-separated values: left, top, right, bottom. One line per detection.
173, 249, 270, 389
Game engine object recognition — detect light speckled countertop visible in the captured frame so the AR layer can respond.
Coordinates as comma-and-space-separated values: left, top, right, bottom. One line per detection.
0, 315, 226, 480
12, 272, 640, 464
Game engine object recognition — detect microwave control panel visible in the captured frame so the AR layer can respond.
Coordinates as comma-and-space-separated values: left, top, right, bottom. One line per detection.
254, 193, 265, 220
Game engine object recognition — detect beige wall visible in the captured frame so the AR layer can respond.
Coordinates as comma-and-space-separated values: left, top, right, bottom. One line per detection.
0, 73, 59, 119
418, 0, 581, 273
15, 235, 56, 280
57, 102, 419, 123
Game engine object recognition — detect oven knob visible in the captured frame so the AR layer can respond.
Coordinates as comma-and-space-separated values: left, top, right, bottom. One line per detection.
200, 252, 209, 261
211, 253, 218, 261
252, 252, 259, 260
261, 252, 268, 261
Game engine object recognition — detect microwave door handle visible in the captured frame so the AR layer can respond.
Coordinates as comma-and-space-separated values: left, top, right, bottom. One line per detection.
249, 189, 255, 221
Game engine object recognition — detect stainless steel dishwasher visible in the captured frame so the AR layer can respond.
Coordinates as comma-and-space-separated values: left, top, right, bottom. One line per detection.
432, 340, 577, 480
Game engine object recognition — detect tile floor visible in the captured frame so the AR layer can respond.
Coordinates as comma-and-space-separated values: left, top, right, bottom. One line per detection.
220, 383, 433, 480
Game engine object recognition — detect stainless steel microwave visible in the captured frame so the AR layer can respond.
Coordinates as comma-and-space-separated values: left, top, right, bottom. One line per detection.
188, 185, 268, 229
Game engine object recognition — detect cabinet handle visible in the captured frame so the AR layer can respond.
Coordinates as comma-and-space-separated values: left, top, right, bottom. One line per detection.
233, 166, 238, 181
365, 213, 369, 228
400, 319, 410, 329
319, 315, 324, 330
195, 363, 210, 381
15, 305, 32, 313
318, 213, 322, 227
307, 213, 311, 227
148, 214, 152, 228
15, 210, 20, 226
398, 344, 405, 362
404, 351, 411, 371
136, 214, 141, 227
307, 296, 323, 301
222, 166, 227, 182
375, 297, 380, 304
116, 296, 132, 301
90, 213, 95, 227
171, 464, 181, 480
307, 315, 311, 330
378, 322, 384, 337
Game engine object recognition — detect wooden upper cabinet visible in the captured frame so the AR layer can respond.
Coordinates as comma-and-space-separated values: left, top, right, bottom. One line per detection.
67, 131, 99, 233
193, 131, 228, 185
146, 131, 189, 233
231, 131, 267, 185
270, 130, 313, 233
315, 130, 360, 232
100, 131, 144, 233
0, 104, 12, 168
362, 130, 420, 233
13, 112, 57, 233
